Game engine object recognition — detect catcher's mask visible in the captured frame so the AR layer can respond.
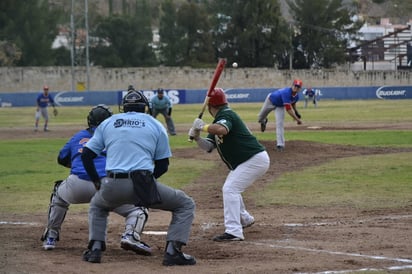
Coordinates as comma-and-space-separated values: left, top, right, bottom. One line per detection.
121, 89, 151, 114
87, 104, 113, 128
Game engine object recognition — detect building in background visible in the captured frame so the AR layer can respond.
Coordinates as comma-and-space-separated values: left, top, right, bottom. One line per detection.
349, 18, 412, 71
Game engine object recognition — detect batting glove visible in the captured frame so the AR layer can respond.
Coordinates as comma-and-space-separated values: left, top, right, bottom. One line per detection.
188, 127, 200, 140
192, 118, 205, 131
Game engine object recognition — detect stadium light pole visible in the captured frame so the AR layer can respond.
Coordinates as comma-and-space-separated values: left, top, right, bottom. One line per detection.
289, 22, 293, 70
70, 0, 90, 92
85, 0, 90, 91
70, 0, 75, 92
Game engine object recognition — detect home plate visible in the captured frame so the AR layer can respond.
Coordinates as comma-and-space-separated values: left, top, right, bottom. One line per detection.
143, 231, 167, 235
307, 126, 322, 129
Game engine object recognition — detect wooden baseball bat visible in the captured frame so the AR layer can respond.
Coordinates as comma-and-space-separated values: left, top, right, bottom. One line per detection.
188, 58, 227, 142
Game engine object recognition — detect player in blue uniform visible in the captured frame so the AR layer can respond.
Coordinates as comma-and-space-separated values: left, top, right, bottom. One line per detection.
258, 79, 303, 151
303, 87, 319, 108
41, 105, 151, 256
35, 85, 57, 131
150, 88, 176, 135
81, 88, 196, 266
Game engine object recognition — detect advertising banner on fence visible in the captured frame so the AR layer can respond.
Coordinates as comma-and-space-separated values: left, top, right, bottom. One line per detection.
1, 86, 411, 107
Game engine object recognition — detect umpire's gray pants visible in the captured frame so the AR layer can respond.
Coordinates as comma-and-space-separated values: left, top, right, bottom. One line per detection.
89, 177, 195, 245
152, 108, 176, 135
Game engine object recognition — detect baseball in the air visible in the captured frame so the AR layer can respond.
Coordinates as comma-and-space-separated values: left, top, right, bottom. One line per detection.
232, 62, 238, 68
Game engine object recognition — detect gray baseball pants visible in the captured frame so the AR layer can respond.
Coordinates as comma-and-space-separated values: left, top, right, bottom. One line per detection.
258, 95, 286, 147
44, 174, 146, 239
88, 176, 195, 245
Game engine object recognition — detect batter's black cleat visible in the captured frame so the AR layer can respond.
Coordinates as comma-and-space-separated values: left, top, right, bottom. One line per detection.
162, 251, 196, 266
82, 249, 101, 263
213, 232, 243, 242
260, 118, 268, 132
276, 146, 284, 152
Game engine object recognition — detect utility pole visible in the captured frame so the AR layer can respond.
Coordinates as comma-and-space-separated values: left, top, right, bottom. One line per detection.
70, 0, 90, 92
289, 22, 293, 70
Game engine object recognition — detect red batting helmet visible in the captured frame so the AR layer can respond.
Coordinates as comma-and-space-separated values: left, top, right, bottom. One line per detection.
208, 88, 227, 106
292, 79, 303, 88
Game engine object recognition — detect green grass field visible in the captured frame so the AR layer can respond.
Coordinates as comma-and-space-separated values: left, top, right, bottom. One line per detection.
0, 100, 411, 213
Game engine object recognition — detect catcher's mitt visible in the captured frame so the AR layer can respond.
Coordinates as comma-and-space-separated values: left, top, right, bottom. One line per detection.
53, 108, 58, 116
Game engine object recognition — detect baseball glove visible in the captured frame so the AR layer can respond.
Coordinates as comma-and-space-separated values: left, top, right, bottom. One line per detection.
53, 108, 58, 116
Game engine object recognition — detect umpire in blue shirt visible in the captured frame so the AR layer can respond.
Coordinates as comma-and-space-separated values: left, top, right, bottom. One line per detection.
150, 88, 177, 135
81, 88, 196, 266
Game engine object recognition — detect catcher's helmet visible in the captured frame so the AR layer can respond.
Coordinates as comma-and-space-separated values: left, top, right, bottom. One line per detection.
292, 79, 303, 88
87, 104, 113, 128
208, 88, 227, 107
122, 89, 150, 113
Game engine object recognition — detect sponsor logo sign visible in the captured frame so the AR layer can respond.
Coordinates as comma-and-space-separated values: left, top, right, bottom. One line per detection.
376, 86, 407, 99
54, 91, 85, 106
120, 90, 181, 105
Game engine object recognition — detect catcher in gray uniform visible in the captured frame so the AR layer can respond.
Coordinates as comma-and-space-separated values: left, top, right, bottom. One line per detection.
40, 104, 151, 256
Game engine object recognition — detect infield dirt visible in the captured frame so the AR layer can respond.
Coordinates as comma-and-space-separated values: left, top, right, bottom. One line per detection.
1, 124, 411, 274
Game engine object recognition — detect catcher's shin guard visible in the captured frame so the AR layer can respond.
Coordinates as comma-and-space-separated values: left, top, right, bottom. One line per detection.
125, 207, 148, 241
41, 180, 68, 241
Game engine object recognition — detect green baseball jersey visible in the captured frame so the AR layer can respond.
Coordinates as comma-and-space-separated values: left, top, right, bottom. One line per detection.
206, 106, 266, 170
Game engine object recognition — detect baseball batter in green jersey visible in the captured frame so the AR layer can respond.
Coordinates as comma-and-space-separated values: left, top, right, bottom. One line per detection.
189, 88, 270, 242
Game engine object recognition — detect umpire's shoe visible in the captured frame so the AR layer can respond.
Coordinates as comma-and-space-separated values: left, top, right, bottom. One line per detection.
82, 249, 101, 263
162, 241, 196, 266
